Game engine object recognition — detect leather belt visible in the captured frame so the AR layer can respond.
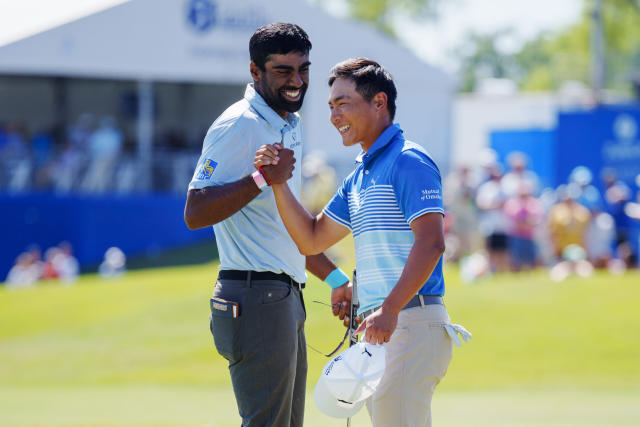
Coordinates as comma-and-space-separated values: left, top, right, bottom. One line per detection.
218, 270, 305, 290
360, 295, 443, 319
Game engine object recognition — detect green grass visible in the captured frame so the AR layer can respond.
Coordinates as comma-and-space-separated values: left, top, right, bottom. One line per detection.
1, 264, 639, 426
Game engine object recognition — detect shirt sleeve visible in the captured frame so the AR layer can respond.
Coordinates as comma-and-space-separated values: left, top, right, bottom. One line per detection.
392, 149, 444, 224
322, 178, 352, 230
188, 118, 254, 190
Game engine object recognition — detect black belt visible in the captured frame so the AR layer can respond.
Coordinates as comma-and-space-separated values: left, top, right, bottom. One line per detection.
360, 295, 443, 319
218, 270, 305, 290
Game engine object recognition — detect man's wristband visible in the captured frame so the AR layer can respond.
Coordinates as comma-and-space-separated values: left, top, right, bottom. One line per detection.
251, 170, 268, 190
325, 268, 350, 289
258, 167, 272, 186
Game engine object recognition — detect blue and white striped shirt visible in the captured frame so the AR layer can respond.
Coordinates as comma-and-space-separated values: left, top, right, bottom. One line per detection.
323, 124, 445, 314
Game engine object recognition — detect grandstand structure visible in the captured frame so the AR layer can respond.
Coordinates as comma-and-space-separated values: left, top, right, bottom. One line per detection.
0, 0, 453, 278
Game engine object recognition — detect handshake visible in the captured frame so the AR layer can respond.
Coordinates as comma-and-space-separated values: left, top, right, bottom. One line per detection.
253, 142, 353, 327
253, 142, 296, 186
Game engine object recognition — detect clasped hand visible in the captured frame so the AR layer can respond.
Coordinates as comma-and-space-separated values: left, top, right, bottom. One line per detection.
254, 143, 295, 185
331, 282, 354, 328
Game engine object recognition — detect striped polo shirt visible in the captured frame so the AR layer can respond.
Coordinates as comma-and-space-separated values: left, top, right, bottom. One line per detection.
323, 124, 445, 314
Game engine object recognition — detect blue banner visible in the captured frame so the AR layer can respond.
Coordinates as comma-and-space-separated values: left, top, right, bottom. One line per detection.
556, 105, 640, 192
490, 128, 556, 190
0, 193, 212, 281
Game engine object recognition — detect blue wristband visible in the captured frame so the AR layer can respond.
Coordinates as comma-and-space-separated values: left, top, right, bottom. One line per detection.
325, 268, 349, 289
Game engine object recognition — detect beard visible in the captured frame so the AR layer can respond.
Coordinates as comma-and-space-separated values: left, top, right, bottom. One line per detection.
260, 82, 308, 114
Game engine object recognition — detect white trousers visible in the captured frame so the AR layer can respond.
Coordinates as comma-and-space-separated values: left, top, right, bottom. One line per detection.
366, 304, 453, 427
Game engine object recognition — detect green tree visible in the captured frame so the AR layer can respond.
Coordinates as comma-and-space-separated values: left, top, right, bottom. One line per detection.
454, 0, 640, 94
310, 0, 440, 36
315, 0, 640, 94
455, 30, 518, 92
345, 0, 439, 36
516, 0, 640, 93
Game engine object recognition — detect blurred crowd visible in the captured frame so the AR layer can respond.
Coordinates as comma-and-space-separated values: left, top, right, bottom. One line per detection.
0, 115, 127, 193
0, 115, 199, 194
444, 150, 640, 282
5, 114, 639, 284
5, 243, 79, 288
5, 244, 127, 288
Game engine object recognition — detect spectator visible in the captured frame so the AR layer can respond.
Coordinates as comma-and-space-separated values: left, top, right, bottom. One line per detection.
503, 181, 543, 271
601, 168, 634, 266
68, 113, 95, 150
31, 129, 56, 189
476, 148, 499, 185
501, 152, 540, 198
82, 116, 123, 193
5, 250, 41, 288
622, 174, 640, 266
2, 121, 31, 192
444, 165, 480, 258
586, 208, 616, 268
54, 241, 80, 284
548, 184, 591, 260
569, 166, 602, 212
475, 164, 509, 272
535, 187, 559, 267
41, 247, 61, 280
54, 114, 94, 193
99, 247, 126, 278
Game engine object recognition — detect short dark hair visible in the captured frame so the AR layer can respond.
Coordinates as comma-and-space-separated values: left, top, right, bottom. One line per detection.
249, 23, 312, 70
328, 58, 397, 120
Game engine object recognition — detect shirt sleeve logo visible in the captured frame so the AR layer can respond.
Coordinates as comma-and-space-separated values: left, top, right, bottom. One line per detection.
421, 189, 441, 201
197, 159, 218, 180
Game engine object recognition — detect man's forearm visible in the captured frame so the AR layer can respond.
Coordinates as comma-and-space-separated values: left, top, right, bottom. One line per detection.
272, 183, 320, 254
306, 253, 345, 282
381, 238, 445, 314
184, 175, 260, 229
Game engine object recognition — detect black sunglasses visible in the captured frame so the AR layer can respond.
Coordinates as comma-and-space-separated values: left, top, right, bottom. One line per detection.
307, 300, 352, 357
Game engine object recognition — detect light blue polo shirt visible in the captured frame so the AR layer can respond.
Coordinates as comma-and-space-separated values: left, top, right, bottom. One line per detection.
189, 84, 306, 283
323, 124, 445, 314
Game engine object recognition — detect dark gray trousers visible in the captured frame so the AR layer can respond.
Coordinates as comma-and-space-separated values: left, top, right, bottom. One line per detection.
210, 275, 307, 427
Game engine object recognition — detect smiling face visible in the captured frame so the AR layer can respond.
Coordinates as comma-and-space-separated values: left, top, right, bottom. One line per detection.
328, 77, 388, 151
251, 51, 310, 119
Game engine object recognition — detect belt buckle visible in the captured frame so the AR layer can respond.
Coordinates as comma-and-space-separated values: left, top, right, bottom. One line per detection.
362, 307, 378, 320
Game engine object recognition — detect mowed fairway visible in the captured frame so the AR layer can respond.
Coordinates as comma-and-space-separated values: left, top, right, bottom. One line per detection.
1, 263, 639, 426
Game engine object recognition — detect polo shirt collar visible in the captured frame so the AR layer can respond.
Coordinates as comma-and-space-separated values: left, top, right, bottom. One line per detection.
355, 123, 403, 164
244, 84, 299, 133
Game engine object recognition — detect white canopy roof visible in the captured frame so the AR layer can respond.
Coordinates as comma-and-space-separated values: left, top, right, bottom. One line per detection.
0, 0, 452, 170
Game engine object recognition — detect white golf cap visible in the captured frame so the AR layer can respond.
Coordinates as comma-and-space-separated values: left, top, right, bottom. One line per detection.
314, 374, 365, 418
314, 341, 386, 418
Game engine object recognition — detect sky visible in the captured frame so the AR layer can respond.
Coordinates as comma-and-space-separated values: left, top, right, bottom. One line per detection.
0, 0, 129, 46
0, 0, 583, 72
396, 0, 584, 72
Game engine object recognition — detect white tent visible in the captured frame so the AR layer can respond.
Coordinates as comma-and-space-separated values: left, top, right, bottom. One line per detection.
0, 0, 452, 175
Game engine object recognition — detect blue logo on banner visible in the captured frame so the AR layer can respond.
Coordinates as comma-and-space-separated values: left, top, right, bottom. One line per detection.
185, 0, 266, 34
197, 159, 218, 180
613, 114, 638, 143
187, 0, 217, 32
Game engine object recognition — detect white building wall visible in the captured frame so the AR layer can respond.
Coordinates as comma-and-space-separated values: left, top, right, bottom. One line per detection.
452, 93, 557, 168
